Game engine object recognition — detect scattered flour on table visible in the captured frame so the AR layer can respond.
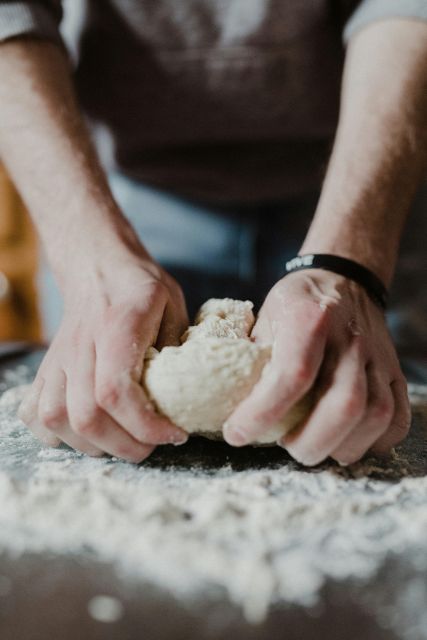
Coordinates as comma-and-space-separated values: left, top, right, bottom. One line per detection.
0, 380, 427, 625
87, 595, 124, 623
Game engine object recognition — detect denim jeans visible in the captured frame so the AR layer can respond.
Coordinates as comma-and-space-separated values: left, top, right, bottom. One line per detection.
38, 173, 427, 352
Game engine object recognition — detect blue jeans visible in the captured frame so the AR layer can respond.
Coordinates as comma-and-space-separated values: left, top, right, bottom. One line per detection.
38, 173, 427, 352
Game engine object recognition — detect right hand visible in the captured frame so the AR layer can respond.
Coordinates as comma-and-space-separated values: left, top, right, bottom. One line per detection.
18, 253, 189, 462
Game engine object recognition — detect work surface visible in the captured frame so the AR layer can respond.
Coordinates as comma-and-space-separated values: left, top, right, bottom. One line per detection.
0, 348, 427, 640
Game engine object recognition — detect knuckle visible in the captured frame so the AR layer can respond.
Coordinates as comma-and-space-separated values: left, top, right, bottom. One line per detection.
291, 361, 313, 386
73, 407, 101, 437
73, 419, 93, 437
39, 405, 67, 430
340, 393, 364, 421
371, 398, 394, 423
73, 419, 95, 437
96, 380, 121, 410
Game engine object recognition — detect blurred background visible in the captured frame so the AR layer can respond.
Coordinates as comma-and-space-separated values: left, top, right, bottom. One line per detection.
0, 165, 40, 343
0, 0, 426, 353
0, 163, 426, 354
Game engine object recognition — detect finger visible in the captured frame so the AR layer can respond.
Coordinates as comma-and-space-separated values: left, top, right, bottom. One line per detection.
67, 343, 155, 463
95, 315, 188, 446
281, 337, 367, 466
331, 366, 394, 465
224, 302, 328, 446
250, 303, 273, 344
18, 376, 61, 447
18, 375, 44, 424
371, 377, 411, 454
37, 368, 105, 457
156, 300, 188, 348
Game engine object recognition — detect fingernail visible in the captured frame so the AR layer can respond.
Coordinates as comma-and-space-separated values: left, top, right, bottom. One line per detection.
281, 444, 318, 467
169, 431, 189, 446
279, 435, 297, 450
336, 460, 349, 468
223, 423, 248, 446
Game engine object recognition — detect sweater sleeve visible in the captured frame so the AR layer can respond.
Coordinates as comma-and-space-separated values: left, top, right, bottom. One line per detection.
344, 0, 427, 42
0, 1, 63, 46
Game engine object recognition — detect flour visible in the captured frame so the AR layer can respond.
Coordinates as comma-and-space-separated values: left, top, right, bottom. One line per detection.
0, 380, 427, 626
87, 595, 124, 623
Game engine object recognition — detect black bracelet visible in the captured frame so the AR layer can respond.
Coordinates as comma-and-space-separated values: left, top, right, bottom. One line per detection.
284, 254, 388, 310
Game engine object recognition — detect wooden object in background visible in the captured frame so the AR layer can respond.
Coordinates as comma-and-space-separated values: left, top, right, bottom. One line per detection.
0, 165, 41, 341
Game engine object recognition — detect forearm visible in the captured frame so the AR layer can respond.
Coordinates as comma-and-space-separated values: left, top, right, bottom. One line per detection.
0, 39, 145, 287
301, 19, 427, 287
0, 40, 188, 460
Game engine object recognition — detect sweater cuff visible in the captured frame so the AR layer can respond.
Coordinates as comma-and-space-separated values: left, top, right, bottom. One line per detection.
0, 1, 62, 46
344, 0, 427, 43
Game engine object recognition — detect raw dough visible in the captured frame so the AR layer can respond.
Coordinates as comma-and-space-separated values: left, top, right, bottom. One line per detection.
143, 298, 311, 445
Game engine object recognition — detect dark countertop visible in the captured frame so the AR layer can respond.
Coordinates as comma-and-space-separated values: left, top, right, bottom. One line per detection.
0, 347, 426, 640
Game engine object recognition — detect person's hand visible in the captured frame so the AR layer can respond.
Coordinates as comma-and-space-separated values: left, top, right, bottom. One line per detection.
224, 270, 411, 465
18, 254, 189, 462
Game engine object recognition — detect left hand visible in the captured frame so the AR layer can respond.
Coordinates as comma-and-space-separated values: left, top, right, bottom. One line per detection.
224, 270, 411, 465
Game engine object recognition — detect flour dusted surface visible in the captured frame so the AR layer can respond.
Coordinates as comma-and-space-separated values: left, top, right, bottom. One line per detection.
1, 382, 427, 626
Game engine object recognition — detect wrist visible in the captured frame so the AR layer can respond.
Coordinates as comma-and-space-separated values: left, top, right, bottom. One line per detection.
285, 253, 388, 310
45, 203, 155, 291
300, 215, 399, 287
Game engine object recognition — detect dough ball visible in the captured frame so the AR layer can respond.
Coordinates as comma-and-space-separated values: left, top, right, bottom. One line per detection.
143, 298, 312, 445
